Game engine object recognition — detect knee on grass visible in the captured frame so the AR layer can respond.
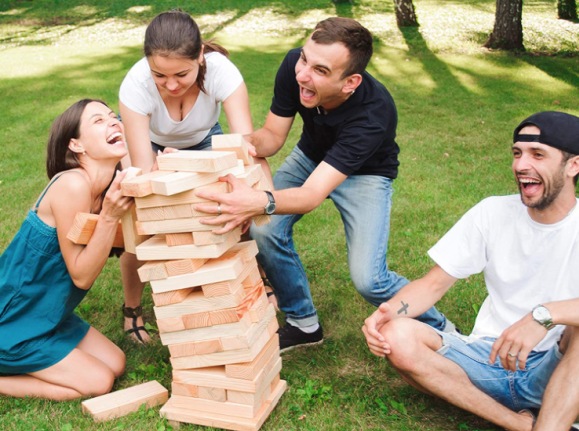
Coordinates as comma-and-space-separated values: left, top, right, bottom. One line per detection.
381, 318, 425, 371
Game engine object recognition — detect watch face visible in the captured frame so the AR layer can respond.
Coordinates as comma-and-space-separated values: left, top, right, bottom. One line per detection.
533, 306, 550, 323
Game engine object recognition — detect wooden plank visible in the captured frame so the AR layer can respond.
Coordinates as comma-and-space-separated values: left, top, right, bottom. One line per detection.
150, 162, 243, 196
67, 213, 124, 248
136, 217, 215, 235
202, 260, 259, 298
236, 164, 263, 188
120, 167, 146, 254
135, 230, 240, 261
169, 306, 276, 369
165, 232, 195, 247
160, 379, 287, 431
151, 287, 195, 307
225, 333, 280, 381
167, 337, 224, 358
138, 258, 208, 283
120, 170, 175, 197
81, 381, 168, 422
226, 356, 282, 407
135, 181, 228, 209
157, 150, 238, 172
171, 381, 199, 397
150, 249, 245, 293
212, 134, 254, 166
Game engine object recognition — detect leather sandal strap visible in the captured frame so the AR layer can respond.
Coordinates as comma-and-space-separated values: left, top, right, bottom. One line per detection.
122, 304, 143, 318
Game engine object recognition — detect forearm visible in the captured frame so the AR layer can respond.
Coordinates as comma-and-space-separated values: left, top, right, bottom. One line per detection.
542, 298, 579, 327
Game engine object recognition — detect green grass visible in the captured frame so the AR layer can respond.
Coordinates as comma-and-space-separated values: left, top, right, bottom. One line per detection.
0, 0, 577, 430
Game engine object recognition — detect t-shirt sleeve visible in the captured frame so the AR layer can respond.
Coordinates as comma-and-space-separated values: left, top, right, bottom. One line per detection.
119, 59, 154, 116
206, 53, 244, 102
270, 49, 300, 118
427, 201, 488, 279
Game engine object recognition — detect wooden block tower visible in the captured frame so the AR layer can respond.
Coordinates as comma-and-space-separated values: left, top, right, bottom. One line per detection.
120, 135, 286, 431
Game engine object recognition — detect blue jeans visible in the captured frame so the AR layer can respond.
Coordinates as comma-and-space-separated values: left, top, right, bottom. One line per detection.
436, 330, 562, 411
150, 123, 222, 153
251, 146, 448, 329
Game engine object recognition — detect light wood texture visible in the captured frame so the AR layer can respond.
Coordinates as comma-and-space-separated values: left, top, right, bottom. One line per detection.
211, 134, 254, 166
156, 150, 238, 173
225, 333, 280, 381
136, 216, 215, 235
66, 213, 124, 248
160, 380, 287, 431
135, 229, 240, 261
135, 181, 228, 209
120, 170, 175, 197
81, 381, 168, 422
150, 162, 243, 196
138, 258, 208, 283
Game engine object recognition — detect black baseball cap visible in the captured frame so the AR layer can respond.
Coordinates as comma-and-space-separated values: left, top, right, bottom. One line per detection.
513, 111, 579, 155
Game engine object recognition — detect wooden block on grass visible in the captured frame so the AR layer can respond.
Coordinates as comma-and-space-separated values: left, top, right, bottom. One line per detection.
157, 150, 238, 172
212, 134, 254, 166
81, 380, 168, 422
67, 213, 124, 248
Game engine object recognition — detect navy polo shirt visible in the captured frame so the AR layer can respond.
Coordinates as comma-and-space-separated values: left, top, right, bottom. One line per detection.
270, 48, 400, 179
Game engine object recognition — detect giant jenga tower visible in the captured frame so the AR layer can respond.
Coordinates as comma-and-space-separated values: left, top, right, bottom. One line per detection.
120, 135, 286, 430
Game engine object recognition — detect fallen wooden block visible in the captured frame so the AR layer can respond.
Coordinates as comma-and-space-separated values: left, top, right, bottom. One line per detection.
81, 380, 168, 422
212, 134, 254, 166
67, 213, 124, 248
157, 150, 238, 173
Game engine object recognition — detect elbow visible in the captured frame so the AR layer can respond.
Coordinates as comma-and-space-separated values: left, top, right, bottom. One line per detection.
70, 275, 93, 291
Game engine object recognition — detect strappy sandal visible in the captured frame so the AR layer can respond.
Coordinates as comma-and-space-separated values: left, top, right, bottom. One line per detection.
122, 304, 150, 344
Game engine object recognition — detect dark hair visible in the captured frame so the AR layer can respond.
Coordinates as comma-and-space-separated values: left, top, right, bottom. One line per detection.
311, 17, 373, 78
144, 10, 228, 94
46, 98, 109, 179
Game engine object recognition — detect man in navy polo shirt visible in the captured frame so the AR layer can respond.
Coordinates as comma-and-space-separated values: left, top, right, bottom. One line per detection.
196, 17, 454, 351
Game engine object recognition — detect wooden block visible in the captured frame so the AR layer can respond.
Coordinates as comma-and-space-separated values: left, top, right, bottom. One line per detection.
150, 248, 245, 293
135, 230, 240, 261
168, 337, 224, 358
165, 232, 195, 247
202, 260, 259, 298
159, 312, 253, 346
157, 150, 238, 172
152, 287, 195, 307
169, 306, 276, 369
137, 204, 211, 222
81, 381, 168, 422
160, 379, 287, 431
150, 162, 244, 196
198, 386, 227, 402
234, 164, 262, 187
136, 217, 214, 235
165, 257, 209, 278
226, 333, 280, 380
138, 258, 207, 283
67, 213, 124, 248
212, 134, 254, 166
192, 229, 233, 245
226, 357, 282, 407
120, 170, 175, 197
135, 181, 228, 209
171, 381, 199, 398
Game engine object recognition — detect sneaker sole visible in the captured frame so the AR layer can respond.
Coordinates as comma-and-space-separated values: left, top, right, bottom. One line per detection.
280, 339, 323, 353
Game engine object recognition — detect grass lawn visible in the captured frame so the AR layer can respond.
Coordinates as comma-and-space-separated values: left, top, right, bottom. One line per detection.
0, 0, 577, 430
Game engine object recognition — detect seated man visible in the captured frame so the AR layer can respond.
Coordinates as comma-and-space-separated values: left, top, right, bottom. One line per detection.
362, 111, 579, 431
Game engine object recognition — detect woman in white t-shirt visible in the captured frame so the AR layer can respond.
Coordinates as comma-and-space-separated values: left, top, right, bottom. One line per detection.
117, 10, 253, 343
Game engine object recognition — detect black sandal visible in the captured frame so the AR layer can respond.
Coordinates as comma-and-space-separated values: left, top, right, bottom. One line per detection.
122, 304, 150, 344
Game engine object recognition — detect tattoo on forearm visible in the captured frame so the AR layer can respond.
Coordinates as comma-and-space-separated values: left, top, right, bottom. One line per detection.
397, 301, 409, 315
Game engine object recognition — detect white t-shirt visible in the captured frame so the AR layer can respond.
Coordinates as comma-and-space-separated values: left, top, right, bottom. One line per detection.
119, 52, 243, 148
428, 195, 579, 352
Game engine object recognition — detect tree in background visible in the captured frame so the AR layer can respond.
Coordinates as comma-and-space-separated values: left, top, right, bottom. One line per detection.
558, 0, 578, 20
484, 0, 524, 50
394, 0, 419, 27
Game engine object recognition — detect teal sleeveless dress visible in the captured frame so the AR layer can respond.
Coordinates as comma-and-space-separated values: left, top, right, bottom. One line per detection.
0, 175, 90, 374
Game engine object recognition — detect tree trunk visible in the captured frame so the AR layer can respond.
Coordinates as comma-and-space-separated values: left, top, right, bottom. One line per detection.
558, 0, 578, 20
484, 0, 524, 51
393, 0, 419, 27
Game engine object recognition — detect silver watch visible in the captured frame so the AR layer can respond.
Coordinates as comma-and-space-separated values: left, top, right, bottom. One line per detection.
264, 191, 276, 215
532, 304, 555, 330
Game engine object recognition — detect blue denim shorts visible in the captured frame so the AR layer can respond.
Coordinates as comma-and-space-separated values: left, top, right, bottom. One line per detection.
151, 123, 222, 153
435, 330, 562, 411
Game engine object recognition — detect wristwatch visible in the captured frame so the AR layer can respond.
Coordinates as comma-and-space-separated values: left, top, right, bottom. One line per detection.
264, 191, 276, 215
531, 304, 555, 330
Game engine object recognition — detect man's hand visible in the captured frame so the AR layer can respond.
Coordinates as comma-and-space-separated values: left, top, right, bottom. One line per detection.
193, 174, 268, 234
362, 302, 397, 357
489, 313, 547, 371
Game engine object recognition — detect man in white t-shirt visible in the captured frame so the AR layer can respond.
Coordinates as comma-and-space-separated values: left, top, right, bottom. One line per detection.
363, 111, 579, 431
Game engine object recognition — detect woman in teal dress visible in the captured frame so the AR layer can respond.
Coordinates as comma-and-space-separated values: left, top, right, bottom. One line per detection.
0, 99, 132, 400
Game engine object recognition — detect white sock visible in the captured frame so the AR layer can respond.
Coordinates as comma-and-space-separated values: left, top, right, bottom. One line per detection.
295, 323, 319, 334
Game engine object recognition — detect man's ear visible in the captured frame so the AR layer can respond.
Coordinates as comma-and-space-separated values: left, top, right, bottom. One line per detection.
68, 138, 85, 155
566, 155, 579, 179
342, 73, 362, 95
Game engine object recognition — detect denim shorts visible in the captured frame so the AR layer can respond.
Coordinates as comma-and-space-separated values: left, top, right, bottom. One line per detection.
151, 123, 222, 153
436, 330, 562, 411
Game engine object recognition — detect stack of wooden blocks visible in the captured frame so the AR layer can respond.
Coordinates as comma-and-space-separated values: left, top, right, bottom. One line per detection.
119, 135, 286, 431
